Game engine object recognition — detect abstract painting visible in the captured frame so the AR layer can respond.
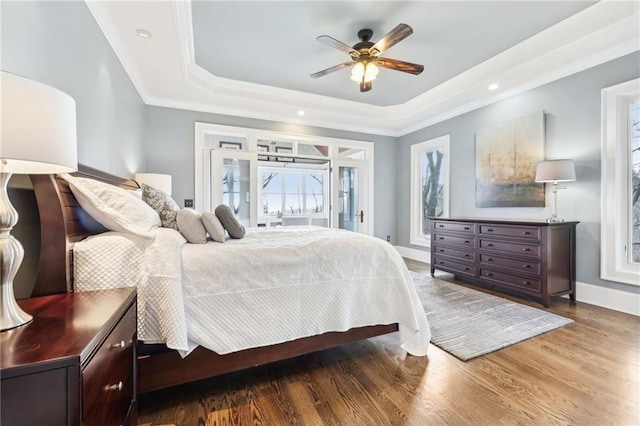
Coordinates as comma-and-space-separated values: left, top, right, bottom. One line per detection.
476, 112, 545, 207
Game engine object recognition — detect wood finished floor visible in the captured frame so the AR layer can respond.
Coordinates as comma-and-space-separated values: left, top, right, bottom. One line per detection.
138, 259, 640, 426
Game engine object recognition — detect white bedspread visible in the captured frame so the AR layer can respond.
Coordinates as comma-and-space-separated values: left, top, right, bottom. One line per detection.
74, 226, 431, 357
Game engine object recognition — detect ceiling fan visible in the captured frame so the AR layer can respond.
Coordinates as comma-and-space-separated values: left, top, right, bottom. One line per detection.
311, 23, 424, 92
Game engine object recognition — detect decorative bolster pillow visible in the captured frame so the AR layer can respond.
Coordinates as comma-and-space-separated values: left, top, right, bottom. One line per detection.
176, 208, 208, 244
215, 204, 246, 239
202, 212, 226, 243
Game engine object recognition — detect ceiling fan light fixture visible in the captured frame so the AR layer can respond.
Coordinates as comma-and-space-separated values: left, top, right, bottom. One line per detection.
350, 62, 378, 84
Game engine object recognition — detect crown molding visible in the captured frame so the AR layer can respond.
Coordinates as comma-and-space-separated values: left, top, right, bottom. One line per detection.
86, 0, 639, 138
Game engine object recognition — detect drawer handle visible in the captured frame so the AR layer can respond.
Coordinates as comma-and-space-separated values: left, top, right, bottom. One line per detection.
438, 224, 444, 228
523, 248, 531, 252
485, 272, 493, 277
523, 281, 531, 286
110, 340, 126, 350
105, 381, 123, 392
464, 254, 470, 258
487, 228, 494, 232
439, 249, 444, 252
439, 237, 444, 240
487, 258, 493, 262
523, 231, 531, 235
523, 264, 530, 268
464, 240, 470, 244
486, 243, 494, 247
464, 226, 470, 230
464, 267, 470, 271
439, 261, 444, 265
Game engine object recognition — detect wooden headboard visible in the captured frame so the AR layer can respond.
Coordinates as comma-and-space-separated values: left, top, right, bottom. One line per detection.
30, 165, 139, 296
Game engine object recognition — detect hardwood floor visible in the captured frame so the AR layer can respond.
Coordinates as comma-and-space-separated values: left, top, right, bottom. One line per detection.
138, 259, 640, 425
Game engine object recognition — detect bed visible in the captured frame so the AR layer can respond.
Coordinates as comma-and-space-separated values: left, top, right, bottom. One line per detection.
30, 166, 430, 394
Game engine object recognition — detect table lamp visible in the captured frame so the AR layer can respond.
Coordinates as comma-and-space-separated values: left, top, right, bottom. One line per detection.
135, 173, 172, 195
1, 71, 77, 331
535, 159, 576, 223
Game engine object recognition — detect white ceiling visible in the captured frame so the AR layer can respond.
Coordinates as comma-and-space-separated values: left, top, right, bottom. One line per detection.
86, 0, 639, 136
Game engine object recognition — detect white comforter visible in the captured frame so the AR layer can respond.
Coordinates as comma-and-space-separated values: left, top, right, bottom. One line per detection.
74, 226, 431, 357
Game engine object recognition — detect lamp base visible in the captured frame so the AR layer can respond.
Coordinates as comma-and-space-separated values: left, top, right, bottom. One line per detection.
0, 172, 32, 331
546, 215, 565, 223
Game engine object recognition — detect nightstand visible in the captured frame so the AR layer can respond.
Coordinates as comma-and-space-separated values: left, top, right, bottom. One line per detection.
1, 287, 137, 426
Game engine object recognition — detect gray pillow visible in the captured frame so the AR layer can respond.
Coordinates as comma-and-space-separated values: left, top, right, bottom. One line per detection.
140, 183, 180, 230
202, 212, 226, 243
176, 208, 207, 244
215, 204, 245, 239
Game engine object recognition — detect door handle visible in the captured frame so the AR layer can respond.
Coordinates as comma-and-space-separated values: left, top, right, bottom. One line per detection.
359, 210, 364, 223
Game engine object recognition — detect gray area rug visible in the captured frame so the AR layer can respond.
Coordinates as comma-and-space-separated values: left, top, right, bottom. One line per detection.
411, 272, 574, 361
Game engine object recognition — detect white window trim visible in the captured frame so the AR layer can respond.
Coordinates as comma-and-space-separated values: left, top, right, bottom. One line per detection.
410, 135, 450, 248
601, 78, 640, 286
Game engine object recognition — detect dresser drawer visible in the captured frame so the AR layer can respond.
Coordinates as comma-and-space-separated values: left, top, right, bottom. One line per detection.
433, 233, 475, 248
479, 268, 541, 292
433, 256, 475, 276
433, 221, 475, 234
479, 253, 541, 276
479, 239, 541, 257
479, 224, 541, 240
83, 304, 136, 424
432, 245, 474, 261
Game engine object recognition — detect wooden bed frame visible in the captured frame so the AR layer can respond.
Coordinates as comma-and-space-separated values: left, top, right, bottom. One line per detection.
30, 166, 398, 394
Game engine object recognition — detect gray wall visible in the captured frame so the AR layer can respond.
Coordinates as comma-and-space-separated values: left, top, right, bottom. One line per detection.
396, 52, 640, 294
1, 0, 146, 297
143, 106, 397, 241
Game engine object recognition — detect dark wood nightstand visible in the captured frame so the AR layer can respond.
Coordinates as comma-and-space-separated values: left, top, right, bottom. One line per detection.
1, 287, 137, 426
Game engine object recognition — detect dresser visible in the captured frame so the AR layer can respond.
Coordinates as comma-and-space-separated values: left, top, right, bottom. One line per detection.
430, 218, 578, 307
0, 288, 137, 426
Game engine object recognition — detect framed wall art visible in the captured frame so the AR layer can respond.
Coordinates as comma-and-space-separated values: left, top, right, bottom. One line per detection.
475, 111, 545, 207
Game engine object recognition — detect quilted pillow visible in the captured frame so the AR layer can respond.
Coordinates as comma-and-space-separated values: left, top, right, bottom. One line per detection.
202, 212, 226, 243
140, 183, 180, 230
60, 174, 160, 237
176, 208, 207, 244
215, 204, 245, 239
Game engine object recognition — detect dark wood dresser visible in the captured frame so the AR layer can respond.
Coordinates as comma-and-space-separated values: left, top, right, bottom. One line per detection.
1, 288, 137, 426
429, 218, 578, 307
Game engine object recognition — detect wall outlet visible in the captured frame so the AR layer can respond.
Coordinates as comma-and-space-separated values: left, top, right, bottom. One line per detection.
387, 235, 391, 242
184, 199, 194, 208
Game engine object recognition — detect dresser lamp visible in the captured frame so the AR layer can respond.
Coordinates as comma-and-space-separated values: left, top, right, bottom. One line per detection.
0, 71, 77, 331
535, 159, 576, 223
135, 173, 172, 195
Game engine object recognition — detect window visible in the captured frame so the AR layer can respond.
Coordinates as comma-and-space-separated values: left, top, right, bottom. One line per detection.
410, 135, 450, 247
260, 166, 328, 217
601, 78, 640, 285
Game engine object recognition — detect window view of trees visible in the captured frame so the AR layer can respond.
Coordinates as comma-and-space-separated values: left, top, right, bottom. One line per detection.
261, 169, 326, 217
421, 149, 445, 235
631, 100, 640, 263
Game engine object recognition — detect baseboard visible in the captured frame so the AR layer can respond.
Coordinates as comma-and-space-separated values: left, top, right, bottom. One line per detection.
394, 245, 430, 263
395, 245, 640, 317
572, 281, 640, 317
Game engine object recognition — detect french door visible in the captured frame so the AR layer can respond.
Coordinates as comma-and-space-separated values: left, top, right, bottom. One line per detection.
332, 159, 371, 235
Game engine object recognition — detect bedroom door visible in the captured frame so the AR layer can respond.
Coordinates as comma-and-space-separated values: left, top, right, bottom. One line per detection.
332, 160, 371, 235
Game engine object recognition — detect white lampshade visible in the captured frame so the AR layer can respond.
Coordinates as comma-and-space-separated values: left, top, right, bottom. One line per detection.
535, 160, 576, 183
1, 71, 77, 174
135, 173, 172, 195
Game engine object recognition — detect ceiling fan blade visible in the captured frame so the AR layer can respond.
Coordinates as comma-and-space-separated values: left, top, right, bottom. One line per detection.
317, 35, 360, 59
369, 24, 413, 56
376, 57, 424, 75
310, 61, 356, 79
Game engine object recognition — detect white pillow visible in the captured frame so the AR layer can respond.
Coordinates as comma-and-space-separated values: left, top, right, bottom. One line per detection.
202, 211, 226, 243
176, 208, 208, 244
60, 174, 160, 237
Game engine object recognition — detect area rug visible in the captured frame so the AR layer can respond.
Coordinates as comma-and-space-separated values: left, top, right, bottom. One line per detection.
411, 272, 574, 361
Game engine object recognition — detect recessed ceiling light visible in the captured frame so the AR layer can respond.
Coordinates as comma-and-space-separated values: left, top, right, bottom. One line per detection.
136, 29, 153, 39
297, 110, 305, 116
488, 83, 499, 91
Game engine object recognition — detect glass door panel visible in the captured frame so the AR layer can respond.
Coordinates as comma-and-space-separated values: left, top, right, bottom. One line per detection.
332, 159, 369, 234
222, 158, 251, 225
